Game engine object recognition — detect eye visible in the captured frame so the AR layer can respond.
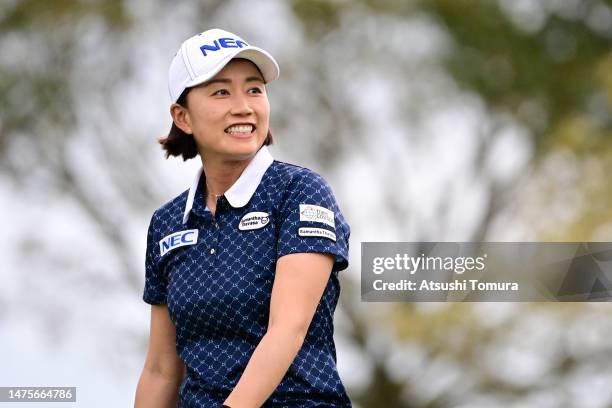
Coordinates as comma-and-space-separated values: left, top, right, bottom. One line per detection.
212, 89, 229, 96
247, 87, 263, 94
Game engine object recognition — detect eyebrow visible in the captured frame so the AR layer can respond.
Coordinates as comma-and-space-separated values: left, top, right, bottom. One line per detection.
200, 76, 265, 87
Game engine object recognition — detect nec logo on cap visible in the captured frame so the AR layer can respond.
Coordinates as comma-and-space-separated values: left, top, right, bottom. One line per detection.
200, 37, 248, 57
159, 229, 198, 256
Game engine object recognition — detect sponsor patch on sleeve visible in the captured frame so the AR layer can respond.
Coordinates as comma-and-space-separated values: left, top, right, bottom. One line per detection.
299, 204, 335, 228
298, 227, 336, 242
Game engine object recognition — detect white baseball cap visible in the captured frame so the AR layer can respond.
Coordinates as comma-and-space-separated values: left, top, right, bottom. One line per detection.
168, 28, 280, 103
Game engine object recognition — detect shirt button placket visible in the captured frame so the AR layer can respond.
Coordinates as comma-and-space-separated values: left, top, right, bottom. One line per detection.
210, 199, 223, 261
210, 223, 218, 257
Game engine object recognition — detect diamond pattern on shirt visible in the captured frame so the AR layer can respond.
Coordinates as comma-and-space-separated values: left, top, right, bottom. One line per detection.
143, 161, 351, 407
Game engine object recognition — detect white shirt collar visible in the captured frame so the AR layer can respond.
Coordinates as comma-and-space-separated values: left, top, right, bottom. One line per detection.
182, 146, 274, 224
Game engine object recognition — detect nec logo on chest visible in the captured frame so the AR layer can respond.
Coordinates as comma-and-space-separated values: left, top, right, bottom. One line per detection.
200, 37, 248, 57
159, 229, 199, 256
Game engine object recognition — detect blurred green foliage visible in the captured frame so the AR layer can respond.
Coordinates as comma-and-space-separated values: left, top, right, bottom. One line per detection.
315, 0, 612, 156
290, 1, 612, 406
415, 0, 612, 240
0, 0, 129, 31
291, 0, 612, 241
0, 0, 129, 175
420, 0, 612, 155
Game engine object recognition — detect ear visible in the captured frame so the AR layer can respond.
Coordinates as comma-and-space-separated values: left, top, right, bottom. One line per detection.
170, 103, 193, 134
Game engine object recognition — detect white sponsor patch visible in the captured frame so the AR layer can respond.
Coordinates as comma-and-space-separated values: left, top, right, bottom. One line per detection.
159, 229, 198, 256
299, 204, 335, 228
298, 227, 336, 242
239, 212, 270, 231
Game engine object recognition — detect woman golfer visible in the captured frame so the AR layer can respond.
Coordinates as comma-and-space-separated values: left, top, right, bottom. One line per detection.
134, 29, 352, 408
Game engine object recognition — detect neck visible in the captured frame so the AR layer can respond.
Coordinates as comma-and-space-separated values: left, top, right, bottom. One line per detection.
201, 154, 253, 197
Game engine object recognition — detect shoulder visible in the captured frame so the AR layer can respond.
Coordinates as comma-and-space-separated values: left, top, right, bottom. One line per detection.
265, 161, 342, 216
267, 160, 332, 192
148, 188, 190, 236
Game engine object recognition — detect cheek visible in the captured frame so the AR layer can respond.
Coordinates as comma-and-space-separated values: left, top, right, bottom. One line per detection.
191, 108, 224, 130
263, 97, 270, 114
257, 99, 271, 122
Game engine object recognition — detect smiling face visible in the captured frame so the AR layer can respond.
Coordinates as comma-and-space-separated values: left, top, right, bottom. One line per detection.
171, 58, 270, 162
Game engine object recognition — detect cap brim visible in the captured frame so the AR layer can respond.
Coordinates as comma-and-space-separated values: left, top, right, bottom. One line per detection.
185, 46, 279, 90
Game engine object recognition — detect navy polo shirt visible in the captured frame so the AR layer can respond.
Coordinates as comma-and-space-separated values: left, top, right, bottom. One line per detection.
143, 146, 352, 407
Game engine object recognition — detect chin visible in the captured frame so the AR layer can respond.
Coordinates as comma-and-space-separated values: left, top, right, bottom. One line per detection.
224, 141, 261, 160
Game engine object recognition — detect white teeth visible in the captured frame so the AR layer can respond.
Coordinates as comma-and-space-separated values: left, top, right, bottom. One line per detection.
226, 125, 254, 134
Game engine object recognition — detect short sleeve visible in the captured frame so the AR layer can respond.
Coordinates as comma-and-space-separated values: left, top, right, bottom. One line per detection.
277, 169, 350, 272
142, 211, 168, 304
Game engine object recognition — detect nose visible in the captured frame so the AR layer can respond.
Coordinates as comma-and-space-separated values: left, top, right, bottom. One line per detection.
230, 93, 254, 116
